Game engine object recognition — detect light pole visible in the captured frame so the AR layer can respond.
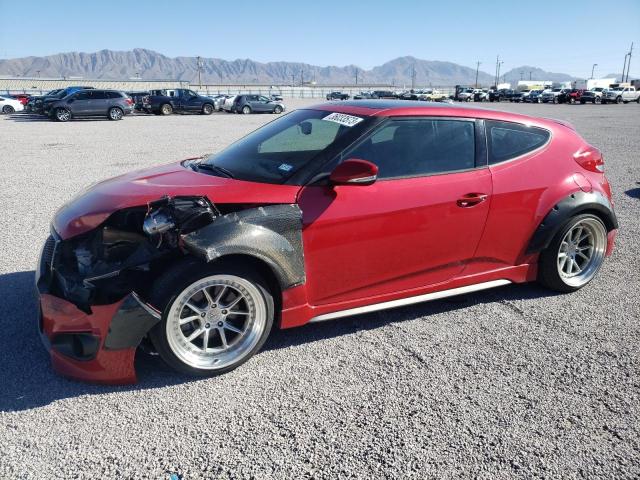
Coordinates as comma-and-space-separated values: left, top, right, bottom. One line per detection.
196, 56, 203, 89
591, 63, 598, 79
529, 71, 532, 80
410, 63, 416, 90
475, 61, 481, 88
496, 60, 504, 87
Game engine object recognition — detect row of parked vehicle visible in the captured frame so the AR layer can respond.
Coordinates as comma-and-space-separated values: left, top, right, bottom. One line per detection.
454, 85, 640, 104
3, 87, 287, 121
326, 89, 450, 102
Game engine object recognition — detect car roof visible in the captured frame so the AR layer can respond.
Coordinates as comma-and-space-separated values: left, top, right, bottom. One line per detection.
308, 100, 564, 130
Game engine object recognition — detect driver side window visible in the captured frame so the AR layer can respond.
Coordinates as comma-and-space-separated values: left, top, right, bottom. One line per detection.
344, 118, 476, 179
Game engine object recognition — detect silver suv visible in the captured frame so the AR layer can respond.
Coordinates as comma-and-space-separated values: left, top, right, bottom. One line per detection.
48, 89, 134, 122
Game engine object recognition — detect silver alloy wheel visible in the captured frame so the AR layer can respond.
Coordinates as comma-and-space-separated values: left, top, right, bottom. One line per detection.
165, 274, 266, 370
162, 104, 172, 115
557, 218, 607, 287
56, 109, 70, 121
242, 106, 251, 114
109, 108, 123, 120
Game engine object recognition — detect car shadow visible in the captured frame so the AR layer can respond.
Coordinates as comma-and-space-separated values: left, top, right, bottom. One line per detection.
0, 270, 557, 412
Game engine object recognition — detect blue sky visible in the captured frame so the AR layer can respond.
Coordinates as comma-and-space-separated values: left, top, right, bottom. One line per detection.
1, 0, 638, 77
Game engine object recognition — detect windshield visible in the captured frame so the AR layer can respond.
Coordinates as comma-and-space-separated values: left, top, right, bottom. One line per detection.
202, 109, 375, 184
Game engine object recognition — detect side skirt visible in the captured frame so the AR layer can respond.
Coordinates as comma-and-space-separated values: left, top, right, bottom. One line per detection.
308, 279, 512, 323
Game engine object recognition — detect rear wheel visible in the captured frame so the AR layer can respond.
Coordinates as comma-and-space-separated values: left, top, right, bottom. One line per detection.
160, 103, 173, 115
108, 107, 123, 121
242, 105, 252, 114
149, 260, 274, 376
55, 108, 71, 122
202, 103, 213, 115
538, 214, 607, 292
273, 105, 283, 114
2, 105, 15, 114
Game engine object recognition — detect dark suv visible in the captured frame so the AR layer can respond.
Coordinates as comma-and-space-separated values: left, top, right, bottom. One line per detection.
231, 95, 285, 114
48, 89, 134, 121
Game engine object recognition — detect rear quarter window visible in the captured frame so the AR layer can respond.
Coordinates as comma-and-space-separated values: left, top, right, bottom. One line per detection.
486, 120, 550, 164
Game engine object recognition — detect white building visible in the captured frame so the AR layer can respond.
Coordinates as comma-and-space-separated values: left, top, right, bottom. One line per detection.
586, 78, 617, 90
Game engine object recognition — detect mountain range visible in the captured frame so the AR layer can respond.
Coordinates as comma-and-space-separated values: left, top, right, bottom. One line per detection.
0, 48, 582, 86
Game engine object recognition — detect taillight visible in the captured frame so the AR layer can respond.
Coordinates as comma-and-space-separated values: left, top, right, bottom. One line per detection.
574, 146, 604, 173
125, 98, 134, 105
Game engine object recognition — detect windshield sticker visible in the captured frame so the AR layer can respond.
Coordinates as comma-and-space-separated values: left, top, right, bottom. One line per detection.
322, 112, 364, 127
278, 163, 293, 172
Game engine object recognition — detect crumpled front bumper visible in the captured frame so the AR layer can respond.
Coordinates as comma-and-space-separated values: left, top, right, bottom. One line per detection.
37, 291, 160, 384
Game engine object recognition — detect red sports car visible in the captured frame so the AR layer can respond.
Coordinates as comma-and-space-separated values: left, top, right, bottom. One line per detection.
37, 101, 618, 383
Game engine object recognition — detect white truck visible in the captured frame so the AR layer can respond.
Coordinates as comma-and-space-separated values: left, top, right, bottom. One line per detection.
602, 85, 640, 104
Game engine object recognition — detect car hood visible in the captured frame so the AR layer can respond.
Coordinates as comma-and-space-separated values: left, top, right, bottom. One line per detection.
53, 161, 301, 239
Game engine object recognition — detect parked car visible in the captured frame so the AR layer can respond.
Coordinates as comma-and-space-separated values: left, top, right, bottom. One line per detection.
222, 95, 238, 112
4, 93, 30, 105
229, 94, 285, 114
602, 86, 640, 104
0, 95, 25, 113
525, 90, 544, 103
566, 89, 586, 104
580, 89, 603, 104
211, 94, 229, 111
510, 91, 525, 102
542, 88, 559, 103
372, 90, 396, 99
269, 93, 284, 102
41, 86, 95, 115
326, 91, 350, 100
354, 91, 379, 100
457, 88, 475, 101
125, 91, 150, 111
424, 89, 449, 102
490, 89, 515, 102
143, 88, 215, 115
37, 100, 618, 383
25, 89, 63, 112
48, 89, 134, 121
473, 89, 489, 102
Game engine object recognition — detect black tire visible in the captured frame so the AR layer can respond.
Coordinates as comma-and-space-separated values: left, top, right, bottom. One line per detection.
160, 103, 173, 115
202, 103, 214, 115
273, 105, 283, 114
108, 107, 123, 121
616, 96, 622, 104
552, 97, 558, 104
595, 97, 601, 104
569, 97, 575, 104
55, 108, 71, 122
538, 213, 608, 293
580, 100, 585, 104
637, 97, 640, 104
242, 105, 252, 114
148, 258, 274, 377
2, 105, 15, 114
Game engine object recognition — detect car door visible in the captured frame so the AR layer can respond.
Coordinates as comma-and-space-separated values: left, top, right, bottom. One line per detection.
67, 91, 92, 115
298, 117, 492, 306
258, 95, 272, 112
88, 90, 108, 115
182, 90, 201, 112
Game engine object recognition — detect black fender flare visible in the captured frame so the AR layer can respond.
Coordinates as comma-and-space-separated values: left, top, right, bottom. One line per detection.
181, 204, 305, 290
527, 190, 618, 254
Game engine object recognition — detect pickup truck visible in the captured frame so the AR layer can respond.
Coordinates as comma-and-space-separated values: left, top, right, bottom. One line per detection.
142, 88, 215, 115
602, 86, 640, 104
580, 88, 605, 104
326, 91, 349, 100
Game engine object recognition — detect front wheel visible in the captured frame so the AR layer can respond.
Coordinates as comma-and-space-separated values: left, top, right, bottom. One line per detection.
202, 103, 214, 115
149, 260, 274, 376
55, 108, 71, 122
108, 107, 123, 121
538, 214, 608, 293
616, 96, 622, 104
273, 105, 283, 114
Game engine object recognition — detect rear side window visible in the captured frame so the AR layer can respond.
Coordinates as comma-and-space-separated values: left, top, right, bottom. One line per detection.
105, 91, 122, 99
91, 91, 108, 100
486, 120, 550, 164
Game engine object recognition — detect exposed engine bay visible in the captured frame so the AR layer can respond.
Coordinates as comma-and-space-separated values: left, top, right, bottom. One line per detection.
43, 196, 218, 311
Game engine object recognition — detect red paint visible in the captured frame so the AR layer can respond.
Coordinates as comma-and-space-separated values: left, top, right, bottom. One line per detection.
41, 103, 617, 383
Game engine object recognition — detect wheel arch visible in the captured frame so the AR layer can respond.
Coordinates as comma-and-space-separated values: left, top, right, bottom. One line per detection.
527, 190, 618, 254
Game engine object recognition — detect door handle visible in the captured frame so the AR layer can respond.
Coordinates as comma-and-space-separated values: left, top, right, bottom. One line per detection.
457, 193, 488, 208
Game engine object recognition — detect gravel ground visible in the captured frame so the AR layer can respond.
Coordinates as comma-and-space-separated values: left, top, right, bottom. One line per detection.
0, 99, 639, 479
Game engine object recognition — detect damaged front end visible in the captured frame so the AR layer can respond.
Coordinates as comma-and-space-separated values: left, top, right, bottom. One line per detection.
37, 195, 305, 383
38, 196, 217, 311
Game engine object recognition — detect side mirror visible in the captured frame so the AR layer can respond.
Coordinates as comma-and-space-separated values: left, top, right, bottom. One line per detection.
330, 159, 378, 186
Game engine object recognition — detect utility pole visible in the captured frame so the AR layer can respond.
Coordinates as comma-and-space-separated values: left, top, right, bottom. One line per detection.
196, 56, 202, 89
291, 73, 295, 86
529, 71, 532, 80
475, 61, 481, 87
300, 69, 304, 86
591, 63, 598, 79
410, 63, 416, 90
625, 42, 633, 83
355, 68, 358, 85
36, 70, 41, 78
494, 55, 499, 88
622, 43, 633, 83
520, 71, 523, 81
